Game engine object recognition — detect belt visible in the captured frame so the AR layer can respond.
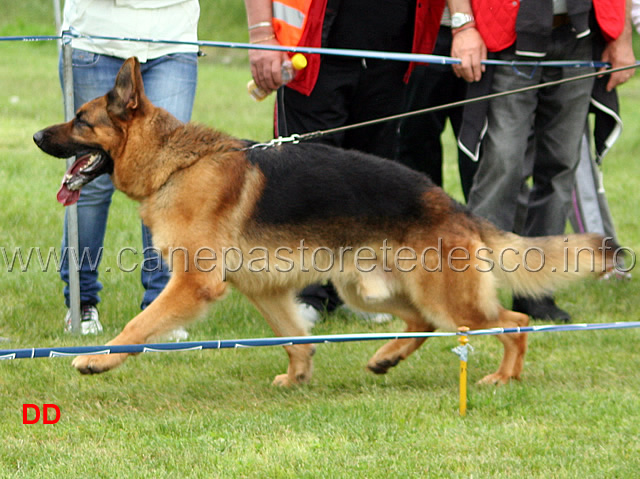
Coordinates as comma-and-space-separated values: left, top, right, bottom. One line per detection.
553, 14, 570, 29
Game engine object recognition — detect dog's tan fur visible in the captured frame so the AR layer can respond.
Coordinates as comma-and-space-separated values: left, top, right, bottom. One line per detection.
34, 58, 616, 386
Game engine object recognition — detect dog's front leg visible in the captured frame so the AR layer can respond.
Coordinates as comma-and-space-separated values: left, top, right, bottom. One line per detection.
72, 272, 227, 374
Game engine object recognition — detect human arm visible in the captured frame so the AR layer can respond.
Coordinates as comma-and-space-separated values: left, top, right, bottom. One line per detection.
447, 0, 486, 82
244, 0, 290, 91
600, 0, 636, 91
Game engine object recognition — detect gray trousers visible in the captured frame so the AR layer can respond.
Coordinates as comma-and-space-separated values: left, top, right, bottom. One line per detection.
468, 25, 595, 236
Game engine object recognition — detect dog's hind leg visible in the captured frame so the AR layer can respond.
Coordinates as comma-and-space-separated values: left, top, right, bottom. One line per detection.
366, 311, 436, 375
248, 290, 315, 387
474, 308, 529, 385
426, 300, 528, 384
411, 247, 529, 385
72, 272, 227, 374
334, 277, 434, 375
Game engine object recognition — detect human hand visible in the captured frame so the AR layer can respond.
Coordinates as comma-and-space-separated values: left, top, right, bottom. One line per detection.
248, 38, 290, 92
600, 36, 636, 92
451, 27, 487, 82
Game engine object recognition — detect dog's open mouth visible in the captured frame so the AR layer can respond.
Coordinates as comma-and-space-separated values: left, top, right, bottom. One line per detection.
57, 152, 112, 206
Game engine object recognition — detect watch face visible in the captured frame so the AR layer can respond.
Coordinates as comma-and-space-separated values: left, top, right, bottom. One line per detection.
451, 13, 473, 28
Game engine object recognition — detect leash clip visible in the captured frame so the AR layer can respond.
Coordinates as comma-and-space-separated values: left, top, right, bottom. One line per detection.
249, 134, 302, 150
273, 134, 301, 146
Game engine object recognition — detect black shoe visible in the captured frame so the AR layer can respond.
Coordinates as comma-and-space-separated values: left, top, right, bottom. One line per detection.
512, 296, 571, 323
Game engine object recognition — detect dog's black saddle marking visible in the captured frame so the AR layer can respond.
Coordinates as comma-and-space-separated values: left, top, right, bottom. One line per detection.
246, 142, 432, 226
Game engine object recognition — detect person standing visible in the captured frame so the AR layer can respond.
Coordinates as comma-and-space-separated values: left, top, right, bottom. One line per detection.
394, 8, 478, 200
460, 0, 635, 321
59, 0, 200, 334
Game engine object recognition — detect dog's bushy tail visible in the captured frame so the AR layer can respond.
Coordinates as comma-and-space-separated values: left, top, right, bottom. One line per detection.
478, 221, 618, 298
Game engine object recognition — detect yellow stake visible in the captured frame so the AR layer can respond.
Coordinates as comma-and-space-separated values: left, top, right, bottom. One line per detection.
458, 326, 470, 417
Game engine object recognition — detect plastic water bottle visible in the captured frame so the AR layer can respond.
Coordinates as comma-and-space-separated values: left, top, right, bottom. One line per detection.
247, 53, 308, 101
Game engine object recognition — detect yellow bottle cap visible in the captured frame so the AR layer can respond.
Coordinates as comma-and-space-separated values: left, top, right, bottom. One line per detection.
291, 53, 308, 71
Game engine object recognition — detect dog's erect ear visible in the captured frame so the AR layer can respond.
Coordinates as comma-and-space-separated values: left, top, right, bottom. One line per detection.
108, 57, 146, 119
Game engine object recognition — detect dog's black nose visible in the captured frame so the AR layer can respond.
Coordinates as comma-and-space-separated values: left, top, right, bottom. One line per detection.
33, 130, 44, 146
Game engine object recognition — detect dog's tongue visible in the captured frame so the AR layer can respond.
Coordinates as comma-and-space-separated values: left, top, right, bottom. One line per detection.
57, 185, 81, 207
57, 154, 90, 206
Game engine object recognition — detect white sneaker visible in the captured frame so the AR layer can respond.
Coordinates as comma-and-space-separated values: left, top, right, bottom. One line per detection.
163, 327, 189, 342
64, 304, 103, 335
297, 303, 321, 326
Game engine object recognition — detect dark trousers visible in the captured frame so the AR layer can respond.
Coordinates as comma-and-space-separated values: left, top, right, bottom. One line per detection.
276, 56, 407, 157
394, 26, 476, 200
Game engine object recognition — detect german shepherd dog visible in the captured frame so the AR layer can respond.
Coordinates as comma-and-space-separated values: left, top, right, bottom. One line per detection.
34, 57, 615, 386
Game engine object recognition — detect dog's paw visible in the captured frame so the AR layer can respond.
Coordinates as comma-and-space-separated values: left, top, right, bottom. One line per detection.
477, 372, 518, 385
72, 353, 128, 374
272, 372, 311, 386
272, 373, 293, 387
366, 357, 399, 375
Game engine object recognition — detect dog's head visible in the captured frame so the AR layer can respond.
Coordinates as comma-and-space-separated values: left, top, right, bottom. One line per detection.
33, 57, 151, 205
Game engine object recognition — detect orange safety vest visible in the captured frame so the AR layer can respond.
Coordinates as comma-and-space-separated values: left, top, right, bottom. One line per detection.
272, 0, 327, 95
272, 0, 312, 47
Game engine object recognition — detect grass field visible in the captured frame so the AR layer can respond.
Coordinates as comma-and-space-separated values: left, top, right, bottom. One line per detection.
1, 4, 640, 478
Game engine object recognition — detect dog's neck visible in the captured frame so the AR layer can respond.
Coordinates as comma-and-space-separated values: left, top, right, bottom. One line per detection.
111, 113, 243, 202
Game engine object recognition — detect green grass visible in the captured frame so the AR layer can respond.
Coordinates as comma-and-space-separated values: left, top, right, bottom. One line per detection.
1, 10, 640, 478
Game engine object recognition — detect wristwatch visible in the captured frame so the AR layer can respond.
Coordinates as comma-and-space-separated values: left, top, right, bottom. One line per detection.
451, 12, 475, 29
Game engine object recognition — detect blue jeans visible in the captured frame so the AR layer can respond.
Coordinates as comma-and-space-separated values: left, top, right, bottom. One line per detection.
467, 25, 594, 235
59, 49, 198, 309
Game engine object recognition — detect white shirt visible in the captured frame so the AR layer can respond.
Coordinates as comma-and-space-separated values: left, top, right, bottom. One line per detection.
632, 0, 640, 34
62, 0, 200, 62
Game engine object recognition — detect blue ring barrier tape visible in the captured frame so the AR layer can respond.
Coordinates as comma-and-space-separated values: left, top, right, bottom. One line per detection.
0, 35, 62, 42
0, 30, 616, 69
1, 321, 639, 361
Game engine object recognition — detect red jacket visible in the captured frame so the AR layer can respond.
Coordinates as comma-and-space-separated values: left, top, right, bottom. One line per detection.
473, 0, 626, 53
276, 0, 446, 95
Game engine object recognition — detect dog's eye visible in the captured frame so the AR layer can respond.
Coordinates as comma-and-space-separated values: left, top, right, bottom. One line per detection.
74, 114, 93, 129
76, 119, 93, 130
